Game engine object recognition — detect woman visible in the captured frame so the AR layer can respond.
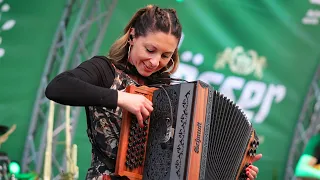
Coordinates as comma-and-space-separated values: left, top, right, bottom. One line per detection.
45, 5, 261, 180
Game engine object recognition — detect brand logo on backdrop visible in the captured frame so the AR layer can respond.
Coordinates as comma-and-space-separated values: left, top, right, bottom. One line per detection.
0, 0, 16, 59
173, 33, 287, 124
302, 1, 320, 25
214, 46, 267, 80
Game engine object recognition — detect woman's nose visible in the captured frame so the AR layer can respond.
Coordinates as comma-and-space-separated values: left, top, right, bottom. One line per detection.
149, 56, 160, 67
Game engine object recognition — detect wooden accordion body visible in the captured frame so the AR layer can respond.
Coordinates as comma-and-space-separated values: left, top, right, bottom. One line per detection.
115, 80, 259, 180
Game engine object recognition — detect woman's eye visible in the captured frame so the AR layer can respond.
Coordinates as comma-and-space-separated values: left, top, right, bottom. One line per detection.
162, 55, 169, 59
146, 48, 154, 52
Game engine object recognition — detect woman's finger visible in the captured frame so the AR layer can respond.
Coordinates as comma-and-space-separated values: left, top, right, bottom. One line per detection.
144, 101, 154, 113
252, 154, 262, 163
246, 168, 257, 180
144, 97, 153, 106
135, 112, 143, 127
248, 165, 259, 174
141, 106, 150, 120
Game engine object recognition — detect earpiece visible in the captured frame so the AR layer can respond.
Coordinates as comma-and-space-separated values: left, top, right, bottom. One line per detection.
129, 34, 134, 40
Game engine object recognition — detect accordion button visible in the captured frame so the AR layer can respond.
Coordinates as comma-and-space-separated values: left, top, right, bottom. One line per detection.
134, 163, 139, 168
130, 126, 135, 131
248, 148, 255, 156
135, 123, 140, 128
143, 132, 147, 136
130, 131, 134, 136
251, 140, 258, 148
129, 137, 134, 142
140, 144, 144, 150
135, 129, 140, 134
144, 120, 149, 125
143, 126, 148, 131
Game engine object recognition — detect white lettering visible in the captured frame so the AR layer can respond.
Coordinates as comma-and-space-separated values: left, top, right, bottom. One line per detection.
254, 84, 286, 123
219, 76, 245, 102
237, 81, 267, 121
173, 62, 287, 124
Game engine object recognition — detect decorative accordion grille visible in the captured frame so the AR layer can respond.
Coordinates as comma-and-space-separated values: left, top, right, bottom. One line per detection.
143, 86, 179, 180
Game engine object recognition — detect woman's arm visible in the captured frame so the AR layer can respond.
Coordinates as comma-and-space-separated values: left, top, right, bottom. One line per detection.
45, 56, 118, 109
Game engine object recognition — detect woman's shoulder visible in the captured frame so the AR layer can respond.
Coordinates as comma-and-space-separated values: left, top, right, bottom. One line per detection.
88, 55, 113, 65
84, 55, 116, 71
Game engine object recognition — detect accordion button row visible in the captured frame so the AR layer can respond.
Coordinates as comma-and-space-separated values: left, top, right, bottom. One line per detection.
125, 115, 149, 170
248, 139, 259, 157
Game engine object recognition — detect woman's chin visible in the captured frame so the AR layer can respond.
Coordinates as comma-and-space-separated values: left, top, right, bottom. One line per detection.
137, 69, 153, 77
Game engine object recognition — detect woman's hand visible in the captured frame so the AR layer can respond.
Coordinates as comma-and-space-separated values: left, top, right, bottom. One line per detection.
117, 91, 153, 127
246, 153, 262, 180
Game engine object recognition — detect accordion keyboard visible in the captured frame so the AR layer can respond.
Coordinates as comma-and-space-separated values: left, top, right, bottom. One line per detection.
115, 85, 157, 180
125, 116, 149, 170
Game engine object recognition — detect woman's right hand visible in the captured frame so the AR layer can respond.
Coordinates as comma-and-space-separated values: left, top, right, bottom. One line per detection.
117, 91, 153, 127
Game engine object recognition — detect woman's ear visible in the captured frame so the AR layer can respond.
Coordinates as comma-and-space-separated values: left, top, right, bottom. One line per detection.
128, 28, 135, 46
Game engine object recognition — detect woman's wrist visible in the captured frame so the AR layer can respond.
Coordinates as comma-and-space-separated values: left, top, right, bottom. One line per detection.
117, 91, 125, 107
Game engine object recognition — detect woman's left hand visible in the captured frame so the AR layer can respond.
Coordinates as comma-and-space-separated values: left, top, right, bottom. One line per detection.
246, 153, 262, 180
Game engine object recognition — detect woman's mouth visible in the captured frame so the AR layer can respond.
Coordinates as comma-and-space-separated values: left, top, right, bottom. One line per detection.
143, 63, 154, 72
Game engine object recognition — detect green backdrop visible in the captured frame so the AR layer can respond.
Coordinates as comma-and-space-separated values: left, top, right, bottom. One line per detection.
0, 0, 66, 173
0, 0, 320, 179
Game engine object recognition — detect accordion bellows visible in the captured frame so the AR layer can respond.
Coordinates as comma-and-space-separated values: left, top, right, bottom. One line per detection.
115, 80, 259, 180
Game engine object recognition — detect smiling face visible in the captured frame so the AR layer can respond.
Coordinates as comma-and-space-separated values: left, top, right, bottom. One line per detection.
128, 31, 179, 77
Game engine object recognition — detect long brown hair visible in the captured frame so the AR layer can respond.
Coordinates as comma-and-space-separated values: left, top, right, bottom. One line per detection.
107, 5, 182, 75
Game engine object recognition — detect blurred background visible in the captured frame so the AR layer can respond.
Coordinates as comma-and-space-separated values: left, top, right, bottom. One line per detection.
0, 0, 319, 179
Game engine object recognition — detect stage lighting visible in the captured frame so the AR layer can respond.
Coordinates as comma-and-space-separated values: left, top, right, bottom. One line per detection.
9, 161, 21, 175
176, 0, 183, 2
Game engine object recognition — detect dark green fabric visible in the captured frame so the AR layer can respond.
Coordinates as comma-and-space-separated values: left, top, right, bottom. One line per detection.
304, 134, 320, 162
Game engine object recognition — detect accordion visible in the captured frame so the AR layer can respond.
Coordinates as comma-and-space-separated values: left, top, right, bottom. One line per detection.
115, 80, 259, 180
